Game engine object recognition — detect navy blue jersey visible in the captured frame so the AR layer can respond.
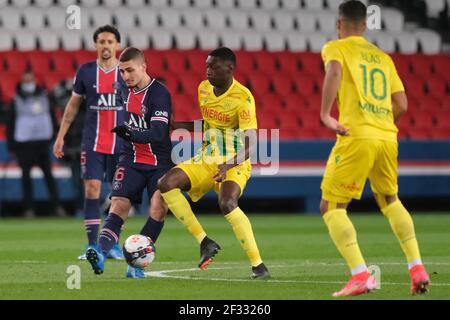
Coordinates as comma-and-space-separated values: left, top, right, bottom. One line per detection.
73, 61, 126, 155
118, 79, 174, 170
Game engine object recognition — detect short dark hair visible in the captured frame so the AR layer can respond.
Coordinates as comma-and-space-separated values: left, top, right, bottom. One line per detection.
119, 47, 145, 63
93, 25, 121, 43
338, 0, 367, 21
208, 47, 236, 66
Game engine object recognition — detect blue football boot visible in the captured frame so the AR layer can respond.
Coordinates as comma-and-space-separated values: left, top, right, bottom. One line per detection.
107, 243, 124, 260
126, 265, 145, 279
86, 245, 105, 275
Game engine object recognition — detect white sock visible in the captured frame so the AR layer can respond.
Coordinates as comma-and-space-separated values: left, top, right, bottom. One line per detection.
351, 264, 368, 275
408, 259, 423, 270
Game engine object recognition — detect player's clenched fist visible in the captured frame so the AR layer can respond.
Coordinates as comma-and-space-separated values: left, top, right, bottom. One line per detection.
111, 125, 132, 141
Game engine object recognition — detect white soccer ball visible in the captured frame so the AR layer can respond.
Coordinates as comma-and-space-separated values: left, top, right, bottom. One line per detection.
123, 234, 156, 269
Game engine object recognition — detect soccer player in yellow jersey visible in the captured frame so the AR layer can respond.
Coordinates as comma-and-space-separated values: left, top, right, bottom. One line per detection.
319, 1, 429, 297
159, 47, 270, 279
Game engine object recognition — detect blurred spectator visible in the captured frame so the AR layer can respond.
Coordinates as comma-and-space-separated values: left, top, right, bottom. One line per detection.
50, 79, 85, 217
6, 71, 67, 218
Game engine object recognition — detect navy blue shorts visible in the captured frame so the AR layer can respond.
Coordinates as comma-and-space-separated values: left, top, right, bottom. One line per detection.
110, 162, 172, 204
81, 148, 120, 183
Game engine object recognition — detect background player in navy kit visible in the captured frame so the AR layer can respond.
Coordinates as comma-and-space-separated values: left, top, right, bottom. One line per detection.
86, 47, 174, 278
53, 25, 125, 259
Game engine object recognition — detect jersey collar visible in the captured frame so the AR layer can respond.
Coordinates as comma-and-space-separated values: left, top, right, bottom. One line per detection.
133, 78, 155, 95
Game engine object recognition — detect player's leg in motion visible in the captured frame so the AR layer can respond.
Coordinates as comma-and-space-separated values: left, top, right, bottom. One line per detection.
219, 181, 269, 279
375, 194, 430, 294
86, 196, 129, 274
159, 168, 220, 269
320, 199, 377, 297
81, 179, 102, 259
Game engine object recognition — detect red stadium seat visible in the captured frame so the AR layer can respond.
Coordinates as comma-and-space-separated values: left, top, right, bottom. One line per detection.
279, 128, 299, 139
248, 71, 271, 97
179, 72, 202, 97
298, 52, 323, 75
235, 50, 256, 74
271, 72, 294, 97
164, 50, 188, 73
73, 50, 97, 68
297, 127, 319, 139
293, 72, 317, 97
259, 92, 283, 111
418, 96, 441, 112
432, 54, 450, 80
25, 50, 52, 77
430, 128, 450, 139
407, 128, 431, 140
144, 50, 166, 75
185, 50, 208, 74
275, 51, 300, 76
391, 53, 411, 79
254, 51, 277, 74
426, 75, 448, 98
412, 111, 435, 130
43, 72, 65, 91
233, 70, 248, 85
154, 71, 179, 94
410, 54, 433, 79
403, 75, 426, 98
258, 110, 278, 129
172, 93, 197, 117
3, 51, 28, 75
50, 51, 76, 77
278, 113, 300, 130
284, 93, 308, 112
299, 111, 321, 129
0, 73, 21, 104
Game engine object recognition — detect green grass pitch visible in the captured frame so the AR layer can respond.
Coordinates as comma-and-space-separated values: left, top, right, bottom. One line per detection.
0, 213, 448, 300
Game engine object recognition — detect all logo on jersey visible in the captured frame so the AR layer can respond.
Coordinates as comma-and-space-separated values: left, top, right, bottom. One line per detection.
97, 94, 116, 107
128, 113, 148, 129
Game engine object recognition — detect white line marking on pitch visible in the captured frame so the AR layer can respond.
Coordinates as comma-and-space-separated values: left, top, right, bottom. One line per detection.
145, 263, 450, 287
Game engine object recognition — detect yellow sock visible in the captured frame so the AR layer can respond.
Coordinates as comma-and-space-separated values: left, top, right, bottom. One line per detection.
381, 200, 422, 266
323, 209, 367, 274
161, 189, 206, 244
225, 207, 262, 267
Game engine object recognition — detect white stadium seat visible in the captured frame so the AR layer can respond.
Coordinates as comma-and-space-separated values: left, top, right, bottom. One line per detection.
197, 29, 220, 50
126, 0, 147, 8
280, 0, 301, 10
295, 11, 317, 32
23, 7, 46, 29
127, 30, 151, 49
173, 28, 196, 50
172, 0, 191, 8
79, 0, 100, 7
236, 0, 257, 10
273, 11, 295, 32
264, 32, 286, 51
415, 29, 442, 54
150, 28, 173, 50
135, 8, 158, 29
0, 0, 8, 7
15, 30, 36, 51
373, 32, 396, 53
35, 0, 54, 6
159, 10, 182, 29
250, 11, 272, 31
0, 31, 13, 51
227, 10, 250, 30
103, 0, 123, 8
242, 31, 264, 51
425, 0, 445, 18
113, 8, 137, 30
303, 0, 324, 10
37, 31, 59, 51
316, 11, 336, 33
396, 32, 419, 54
382, 8, 404, 32
220, 31, 242, 50
182, 10, 205, 30
10, 0, 30, 7
192, 0, 214, 9
204, 9, 227, 30
60, 30, 83, 51
59, 0, 81, 7
46, 7, 67, 29
0, 7, 22, 30
216, 0, 236, 10
286, 32, 307, 51
307, 32, 328, 52
260, 0, 279, 10
151, 0, 170, 8
81, 29, 97, 49
89, 7, 113, 27
326, 0, 342, 11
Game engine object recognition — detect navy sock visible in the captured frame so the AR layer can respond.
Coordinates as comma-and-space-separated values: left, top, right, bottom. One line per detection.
99, 213, 124, 256
84, 198, 101, 246
140, 216, 165, 243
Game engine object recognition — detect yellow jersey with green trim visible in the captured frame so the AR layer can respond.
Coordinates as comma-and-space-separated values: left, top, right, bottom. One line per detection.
197, 78, 257, 162
321, 35, 404, 142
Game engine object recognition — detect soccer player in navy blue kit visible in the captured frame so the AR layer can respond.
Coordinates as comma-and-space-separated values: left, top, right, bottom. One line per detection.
53, 25, 125, 260
86, 47, 174, 278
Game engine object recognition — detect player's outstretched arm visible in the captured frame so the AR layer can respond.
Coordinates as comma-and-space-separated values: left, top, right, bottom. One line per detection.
53, 95, 83, 158
213, 129, 257, 182
320, 60, 349, 136
392, 91, 407, 123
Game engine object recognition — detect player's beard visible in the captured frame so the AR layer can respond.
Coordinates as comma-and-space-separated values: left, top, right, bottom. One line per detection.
101, 49, 112, 60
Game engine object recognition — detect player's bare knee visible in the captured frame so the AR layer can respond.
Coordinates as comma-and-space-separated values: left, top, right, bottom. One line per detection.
219, 197, 238, 215
84, 180, 100, 199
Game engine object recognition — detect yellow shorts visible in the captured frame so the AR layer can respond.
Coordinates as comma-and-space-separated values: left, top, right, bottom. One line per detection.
176, 155, 252, 202
321, 138, 398, 203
